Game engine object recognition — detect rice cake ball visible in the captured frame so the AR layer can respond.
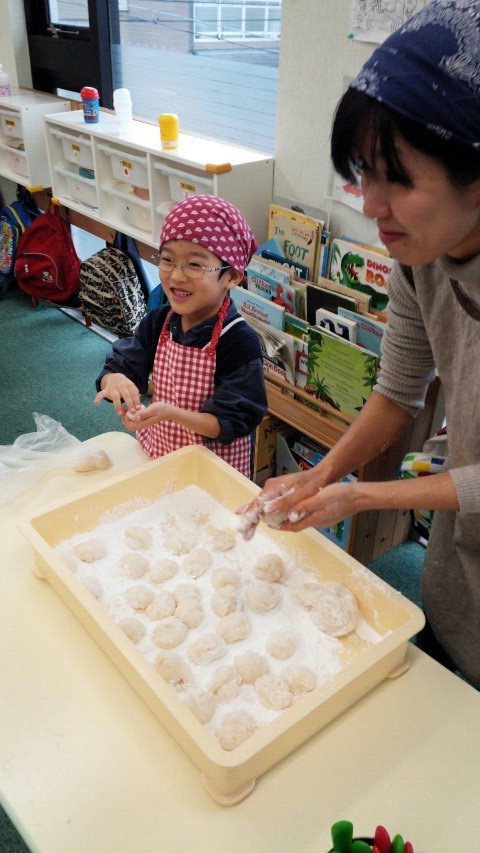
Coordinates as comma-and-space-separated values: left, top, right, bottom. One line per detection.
234, 651, 269, 685
216, 711, 258, 751
282, 664, 317, 695
124, 525, 152, 550
216, 612, 251, 644
118, 617, 146, 644
188, 633, 227, 666
182, 547, 212, 579
125, 585, 154, 611
147, 590, 176, 621
255, 674, 292, 711
266, 629, 297, 660
74, 538, 107, 563
155, 651, 192, 689
152, 619, 188, 649
245, 581, 281, 613
184, 690, 218, 724
253, 553, 285, 583
119, 553, 149, 580
209, 665, 241, 703
211, 567, 241, 590
150, 557, 178, 584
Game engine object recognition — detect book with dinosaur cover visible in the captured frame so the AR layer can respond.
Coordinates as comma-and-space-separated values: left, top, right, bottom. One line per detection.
306, 326, 379, 419
268, 204, 321, 280
329, 237, 393, 311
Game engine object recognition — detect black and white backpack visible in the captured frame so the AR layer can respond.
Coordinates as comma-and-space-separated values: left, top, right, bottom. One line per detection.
79, 238, 149, 337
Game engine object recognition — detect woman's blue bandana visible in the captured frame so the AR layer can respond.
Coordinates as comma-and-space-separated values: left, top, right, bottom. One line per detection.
351, 0, 480, 149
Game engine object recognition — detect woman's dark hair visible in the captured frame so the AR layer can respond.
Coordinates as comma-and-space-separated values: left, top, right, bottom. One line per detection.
331, 88, 480, 188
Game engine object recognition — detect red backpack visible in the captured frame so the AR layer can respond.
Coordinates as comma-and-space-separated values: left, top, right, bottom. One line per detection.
14, 205, 81, 305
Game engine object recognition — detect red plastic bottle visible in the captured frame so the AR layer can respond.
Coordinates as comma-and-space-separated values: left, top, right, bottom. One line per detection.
80, 86, 100, 123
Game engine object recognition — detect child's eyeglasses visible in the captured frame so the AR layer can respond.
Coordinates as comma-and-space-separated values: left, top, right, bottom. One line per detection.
158, 256, 230, 280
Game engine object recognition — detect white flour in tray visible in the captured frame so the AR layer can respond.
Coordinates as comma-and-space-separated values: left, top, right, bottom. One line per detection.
55, 485, 382, 746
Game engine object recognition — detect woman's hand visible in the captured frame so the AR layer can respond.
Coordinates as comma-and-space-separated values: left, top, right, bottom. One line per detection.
94, 373, 142, 417
236, 465, 331, 540
279, 480, 360, 532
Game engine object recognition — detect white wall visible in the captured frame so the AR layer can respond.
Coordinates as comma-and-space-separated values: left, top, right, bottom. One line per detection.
1, 0, 376, 243
275, 0, 377, 243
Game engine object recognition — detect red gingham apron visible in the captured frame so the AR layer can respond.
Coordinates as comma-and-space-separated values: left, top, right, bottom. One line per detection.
137, 298, 252, 477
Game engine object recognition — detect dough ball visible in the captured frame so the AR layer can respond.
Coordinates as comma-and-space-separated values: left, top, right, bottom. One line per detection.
209, 527, 236, 552
119, 553, 149, 579
266, 629, 297, 660
184, 689, 218, 724
234, 651, 270, 685
155, 651, 192, 689
175, 598, 204, 629
125, 585, 154, 611
152, 619, 188, 648
118, 617, 146, 644
82, 575, 102, 599
164, 529, 197, 555
182, 547, 212, 578
150, 557, 178, 583
124, 525, 152, 551
210, 587, 239, 617
282, 664, 317, 695
209, 665, 241, 703
293, 580, 359, 637
187, 633, 227, 666
216, 711, 258, 751
216, 612, 251, 644
173, 583, 202, 604
255, 674, 292, 711
211, 566, 241, 590
73, 448, 112, 472
253, 553, 285, 583
147, 590, 176, 620
245, 581, 281, 613
74, 538, 107, 563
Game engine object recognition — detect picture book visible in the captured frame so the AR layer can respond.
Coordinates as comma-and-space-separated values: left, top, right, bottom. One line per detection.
247, 266, 298, 315
268, 204, 321, 280
284, 313, 308, 340
294, 338, 308, 388
244, 314, 296, 384
318, 227, 331, 279
329, 237, 393, 311
316, 274, 369, 313
306, 326, 379, 419
338, 308, 384, 356
248, 255, 291, 287
315, 307, 357, 343
231, 286, 285, 330
305, 282, 357, 326
256, 238, 310, 281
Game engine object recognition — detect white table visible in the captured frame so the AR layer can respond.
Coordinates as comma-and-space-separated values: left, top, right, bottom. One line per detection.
1, 432, 479, 852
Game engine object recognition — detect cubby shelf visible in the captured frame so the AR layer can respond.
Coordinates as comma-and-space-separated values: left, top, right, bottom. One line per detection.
0, 91, 69, 189
44, 109, 274, 248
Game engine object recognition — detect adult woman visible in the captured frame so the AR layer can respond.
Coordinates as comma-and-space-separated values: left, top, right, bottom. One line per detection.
240, 0, 480, 688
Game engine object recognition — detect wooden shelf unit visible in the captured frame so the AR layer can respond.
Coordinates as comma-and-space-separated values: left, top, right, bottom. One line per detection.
265, 374, 440, 565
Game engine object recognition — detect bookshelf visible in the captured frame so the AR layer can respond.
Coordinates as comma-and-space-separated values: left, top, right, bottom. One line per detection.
265, 373, 440, 564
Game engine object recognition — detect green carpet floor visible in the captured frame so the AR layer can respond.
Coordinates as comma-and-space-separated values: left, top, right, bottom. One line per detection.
0, 286, 426, 851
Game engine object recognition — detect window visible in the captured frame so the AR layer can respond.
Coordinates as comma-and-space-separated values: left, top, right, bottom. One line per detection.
24, 1, 282, 153
110, 0, 282, 152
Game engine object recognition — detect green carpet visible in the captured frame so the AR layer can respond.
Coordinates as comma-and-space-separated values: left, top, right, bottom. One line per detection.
0, 286, 426, 850
1, 288, 128, 445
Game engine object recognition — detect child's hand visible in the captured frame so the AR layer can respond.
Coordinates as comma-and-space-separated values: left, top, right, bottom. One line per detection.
122, 402, 173, 430
94, 373, 142, 417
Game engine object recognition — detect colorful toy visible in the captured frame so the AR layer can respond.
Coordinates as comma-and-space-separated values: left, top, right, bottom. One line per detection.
328, 821, 414, 853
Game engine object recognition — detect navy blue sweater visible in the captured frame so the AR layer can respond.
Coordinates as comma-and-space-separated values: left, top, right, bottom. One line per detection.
96, 301, 268, 444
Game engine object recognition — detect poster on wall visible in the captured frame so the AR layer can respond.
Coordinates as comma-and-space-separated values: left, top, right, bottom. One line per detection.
331, 169, 364, 213
348, 0, 428, 44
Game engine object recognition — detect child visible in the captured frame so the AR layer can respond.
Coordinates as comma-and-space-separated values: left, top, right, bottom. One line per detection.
94, 195, 267, 477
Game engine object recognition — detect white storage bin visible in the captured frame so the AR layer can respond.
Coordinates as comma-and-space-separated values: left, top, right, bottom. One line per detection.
6, 148, 28, 177
65, 175, 98, 208
155, 162, 214, 202
118, 198, 151, 232
110, 151, 148, 186
58, 134, 94, 169
1, 113, 23, 139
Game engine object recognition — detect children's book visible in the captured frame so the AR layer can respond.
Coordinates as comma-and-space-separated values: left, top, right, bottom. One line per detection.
294, 338, 308, 388
247, 266, 298, 315
338, 308, 384, 356
254, 243, 310, 282
231, 286, 285, 330
305, 282, 357, 326
317, 274, 370, 313
306, 326, 379, 419
315, 307, 357, 343
244, 314, 296, 384
284, 313, 308, 340
268, 204, 321, 280
329, 237, 393, 311
248, 255, 291, 287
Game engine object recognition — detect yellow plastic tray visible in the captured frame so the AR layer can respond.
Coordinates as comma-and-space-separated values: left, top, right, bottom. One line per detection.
19, 445, 424, 805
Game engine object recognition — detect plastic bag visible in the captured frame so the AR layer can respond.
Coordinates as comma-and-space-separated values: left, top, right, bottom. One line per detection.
0, 412, 81, 505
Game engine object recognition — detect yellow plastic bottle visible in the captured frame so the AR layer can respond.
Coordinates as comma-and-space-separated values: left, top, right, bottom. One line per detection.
158, 113, 179, 150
